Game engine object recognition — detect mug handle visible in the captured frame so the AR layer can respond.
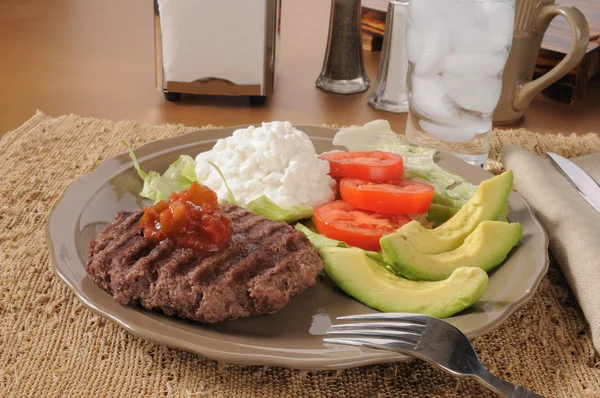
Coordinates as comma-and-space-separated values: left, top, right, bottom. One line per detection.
514, 5, 589, 111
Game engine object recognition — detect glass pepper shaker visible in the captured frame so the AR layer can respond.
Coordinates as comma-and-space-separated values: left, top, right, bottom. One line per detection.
316, 0, 370, 94
368, 0, 410, 113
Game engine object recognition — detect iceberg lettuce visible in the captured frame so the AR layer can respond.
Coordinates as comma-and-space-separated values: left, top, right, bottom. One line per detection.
206, 161, 238, 206
123, 140, 199, 203
246, 196, 313, 223
124, 142, 318, 223
294, 223, 349, 249
294, 223, 401, 276
205, 161, 314, 223
332, 121, 477, 217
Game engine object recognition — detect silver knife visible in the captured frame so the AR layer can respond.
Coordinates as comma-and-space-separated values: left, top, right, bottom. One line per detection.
547, 152, 600, 214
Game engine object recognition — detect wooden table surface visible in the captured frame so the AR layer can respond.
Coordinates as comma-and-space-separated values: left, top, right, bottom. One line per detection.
0, 0, 598, 138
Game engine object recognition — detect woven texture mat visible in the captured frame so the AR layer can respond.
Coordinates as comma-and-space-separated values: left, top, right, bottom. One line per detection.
1, 112, 600, 398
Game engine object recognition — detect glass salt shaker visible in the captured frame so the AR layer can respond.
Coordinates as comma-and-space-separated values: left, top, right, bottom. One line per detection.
368, 0, 410, 113
316, 0, 370, 94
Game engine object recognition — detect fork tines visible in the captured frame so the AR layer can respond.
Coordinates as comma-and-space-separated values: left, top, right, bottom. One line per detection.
324, 313, 428, 350
336, 313, 428, 324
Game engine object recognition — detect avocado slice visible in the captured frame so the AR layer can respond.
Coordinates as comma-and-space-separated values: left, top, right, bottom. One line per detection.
427, 201, 509, 227
381, 221, 522, 281
497, 202, 509, 222
320, 247, 488, 318
400, 170, 514, 254
426, 204, 459, 227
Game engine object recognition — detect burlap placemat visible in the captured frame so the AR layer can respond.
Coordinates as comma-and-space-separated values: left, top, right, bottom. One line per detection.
1, 112, 599, 398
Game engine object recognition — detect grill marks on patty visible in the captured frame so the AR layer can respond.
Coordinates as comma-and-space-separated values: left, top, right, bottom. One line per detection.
86, 204, 324, 323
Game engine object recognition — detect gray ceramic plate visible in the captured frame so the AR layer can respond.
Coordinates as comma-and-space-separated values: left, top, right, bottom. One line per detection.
46, 126, 549, 370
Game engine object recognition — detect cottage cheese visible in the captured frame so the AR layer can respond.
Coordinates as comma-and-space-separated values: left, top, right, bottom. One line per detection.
195, 121, 336, 209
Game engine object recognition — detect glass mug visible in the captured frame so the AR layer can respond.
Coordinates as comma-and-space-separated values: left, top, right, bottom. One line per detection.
405, 0, 515, 166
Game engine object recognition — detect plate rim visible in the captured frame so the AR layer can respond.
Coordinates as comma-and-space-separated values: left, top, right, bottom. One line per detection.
45, 124, 550, 370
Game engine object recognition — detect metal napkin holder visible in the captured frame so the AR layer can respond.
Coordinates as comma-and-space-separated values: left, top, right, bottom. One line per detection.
153, 0, 280, 104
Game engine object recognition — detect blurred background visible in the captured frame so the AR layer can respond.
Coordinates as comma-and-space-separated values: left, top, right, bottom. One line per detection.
0, 0, 597, 137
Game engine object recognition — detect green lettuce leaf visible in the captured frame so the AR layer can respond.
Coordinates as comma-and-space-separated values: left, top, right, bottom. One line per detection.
295, 223, 403, 277
432, 183, 476, 209
332, 121, 477, 213
122, 140, 199, 203
405, 166, 474, 212
294, 223, 349, 249
403, 167, 463, 190
164, 155, 198, 186
332, 120, 439, 170
247, 196, 313, 223
363, 250, 391, 269
206, 161, 238, 206
426, 204, 459, 227
332, 120, 401, 152
204, 161, 313, 223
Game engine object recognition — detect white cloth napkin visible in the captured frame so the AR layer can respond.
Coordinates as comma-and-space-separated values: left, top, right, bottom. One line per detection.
158, 0, 266, 85
501, 145, 600, 352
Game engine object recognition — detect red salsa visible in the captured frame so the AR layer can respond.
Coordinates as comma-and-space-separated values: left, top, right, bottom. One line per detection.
140, 182, 232, 252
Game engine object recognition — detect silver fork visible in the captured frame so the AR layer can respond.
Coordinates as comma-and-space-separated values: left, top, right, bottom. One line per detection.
324, 313, 544, 398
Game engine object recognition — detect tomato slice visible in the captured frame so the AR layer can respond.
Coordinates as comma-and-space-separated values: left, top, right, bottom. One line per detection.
313, 200, 411, 251
340, 178, 435, 215
319, 151, 404, 181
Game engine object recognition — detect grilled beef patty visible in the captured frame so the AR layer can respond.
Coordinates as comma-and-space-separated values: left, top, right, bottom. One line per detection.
86, 204, 324, 323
